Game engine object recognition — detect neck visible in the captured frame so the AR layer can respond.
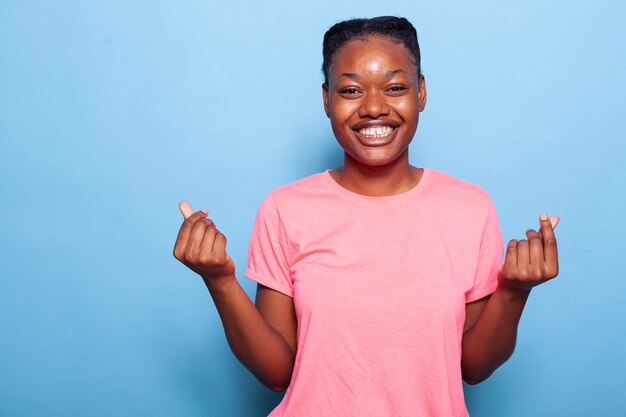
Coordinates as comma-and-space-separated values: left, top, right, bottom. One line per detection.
331, 152, 422, 197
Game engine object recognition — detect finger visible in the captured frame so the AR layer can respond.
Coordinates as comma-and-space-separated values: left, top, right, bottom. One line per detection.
198, 222, 218, 261
501, 239, 518, 278
173, 210, 209, 259
179, 201, 194, 219
550, 215, 559, 230
526, 229, 544, 279
539, 213, 559, 276
212, 232, 229, 263
516, 239, 530, 279
186, 218, 212, 260
179, 201, 207, 220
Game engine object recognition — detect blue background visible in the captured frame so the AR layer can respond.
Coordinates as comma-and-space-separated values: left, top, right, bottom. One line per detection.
1, 1, 625, 416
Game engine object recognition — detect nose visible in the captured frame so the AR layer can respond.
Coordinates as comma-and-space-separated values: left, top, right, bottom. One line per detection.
358, 90, 390, 118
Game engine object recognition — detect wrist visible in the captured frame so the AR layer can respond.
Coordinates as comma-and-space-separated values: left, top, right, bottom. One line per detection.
496, 280, 532, 301
203, 273, 238, 295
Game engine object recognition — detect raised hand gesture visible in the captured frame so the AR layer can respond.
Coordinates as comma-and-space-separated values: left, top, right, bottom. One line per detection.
173, 201, 235, 281
499, 213, 560, 292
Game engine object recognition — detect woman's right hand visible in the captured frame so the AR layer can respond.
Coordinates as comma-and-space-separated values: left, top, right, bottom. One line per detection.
173, 202, 297, 391
173, 201, 236, 281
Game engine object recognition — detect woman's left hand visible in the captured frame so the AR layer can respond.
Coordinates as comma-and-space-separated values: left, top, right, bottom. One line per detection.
498, 213, 560, 292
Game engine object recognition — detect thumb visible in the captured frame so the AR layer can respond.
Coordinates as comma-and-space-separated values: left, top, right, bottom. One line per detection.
549, 215, 560, 230
178, 201, 195, 220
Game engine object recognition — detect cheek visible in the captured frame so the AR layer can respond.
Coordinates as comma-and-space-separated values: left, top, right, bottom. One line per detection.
329, 95, 359, 119
397, 103, 420, 127
329, 110, 356, 132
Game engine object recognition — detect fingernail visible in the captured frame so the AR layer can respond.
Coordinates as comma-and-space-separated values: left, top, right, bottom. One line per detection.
540, 213, 548, 221
201, 209, 208, 215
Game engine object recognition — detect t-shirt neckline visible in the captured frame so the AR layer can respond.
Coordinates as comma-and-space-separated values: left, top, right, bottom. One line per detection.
321, 168, 431, 203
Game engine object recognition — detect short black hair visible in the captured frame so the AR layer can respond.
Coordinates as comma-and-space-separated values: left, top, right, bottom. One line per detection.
322, 16, 422, 85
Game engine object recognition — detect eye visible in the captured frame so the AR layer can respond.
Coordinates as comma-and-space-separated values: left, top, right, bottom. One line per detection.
338, 87, 362, 97
386, 85, 408, 96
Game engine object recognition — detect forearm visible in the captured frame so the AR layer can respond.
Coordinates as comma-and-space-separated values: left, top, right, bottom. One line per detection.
205, 275, 295, 391
461, 284, 530, 384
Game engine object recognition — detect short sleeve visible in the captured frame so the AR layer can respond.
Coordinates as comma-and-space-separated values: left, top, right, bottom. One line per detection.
244, 194, 294, 297
465, 198, 504, 302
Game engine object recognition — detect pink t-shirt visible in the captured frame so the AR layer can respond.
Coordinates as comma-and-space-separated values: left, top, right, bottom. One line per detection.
245, 168, 504, 417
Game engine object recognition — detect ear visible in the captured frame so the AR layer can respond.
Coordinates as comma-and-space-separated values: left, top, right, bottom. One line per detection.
322, 83, 330, 118
418, 76, 427, 112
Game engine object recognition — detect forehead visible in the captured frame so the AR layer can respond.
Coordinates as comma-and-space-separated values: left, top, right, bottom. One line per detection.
328, 36, 417, 81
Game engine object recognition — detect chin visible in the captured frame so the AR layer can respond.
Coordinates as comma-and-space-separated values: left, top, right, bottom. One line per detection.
350, 151, 407, 169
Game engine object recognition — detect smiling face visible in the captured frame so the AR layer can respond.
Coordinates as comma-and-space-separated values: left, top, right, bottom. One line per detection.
323, 35, 426, 169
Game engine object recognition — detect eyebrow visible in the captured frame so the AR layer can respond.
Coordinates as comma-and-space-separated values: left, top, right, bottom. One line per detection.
339, 69, 405, 80
385, 69, 404, 78
340, 72, 360, 80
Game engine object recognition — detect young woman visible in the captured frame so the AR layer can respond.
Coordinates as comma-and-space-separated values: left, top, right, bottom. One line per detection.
173, 16, 559, 417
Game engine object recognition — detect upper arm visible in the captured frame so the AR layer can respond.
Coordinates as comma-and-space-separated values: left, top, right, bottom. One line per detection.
255, 284, 298, 356
464, 294, 491, 333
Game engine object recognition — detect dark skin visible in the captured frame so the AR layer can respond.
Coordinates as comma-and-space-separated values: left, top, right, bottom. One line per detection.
173, 35, 559, 391
321, 36, 425, 197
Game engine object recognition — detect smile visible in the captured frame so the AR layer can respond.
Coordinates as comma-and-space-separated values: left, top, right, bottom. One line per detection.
352, 124, 400, 147
357, 126, 396, 138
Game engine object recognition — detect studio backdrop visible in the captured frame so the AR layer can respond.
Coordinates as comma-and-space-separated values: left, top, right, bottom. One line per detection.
1, 1, 625, 416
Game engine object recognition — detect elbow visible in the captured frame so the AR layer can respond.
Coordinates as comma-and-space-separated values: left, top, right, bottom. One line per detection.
463, 379, 481, 386
260, 372, 292, 393
243, 353, 294, 393
461, 361, 496, 385
268, 383, 289, 393
461, 347, 514, 385
264, 374, 291, 392
462, 372, 490, 385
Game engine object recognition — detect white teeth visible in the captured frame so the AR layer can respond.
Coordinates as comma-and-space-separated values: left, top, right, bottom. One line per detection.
358, 126, 394, 138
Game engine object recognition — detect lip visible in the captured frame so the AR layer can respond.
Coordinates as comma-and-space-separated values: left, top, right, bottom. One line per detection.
351, 119, 400, 130
353, 124, 399, 147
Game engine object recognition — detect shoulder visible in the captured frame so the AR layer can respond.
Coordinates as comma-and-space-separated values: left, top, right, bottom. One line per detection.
256, 171, 330, 218
267, 171, 341, 210
426, 168, 492, 205
269, 171, 328, 200
423, 169, 501, 239
423, 169, 495, 220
